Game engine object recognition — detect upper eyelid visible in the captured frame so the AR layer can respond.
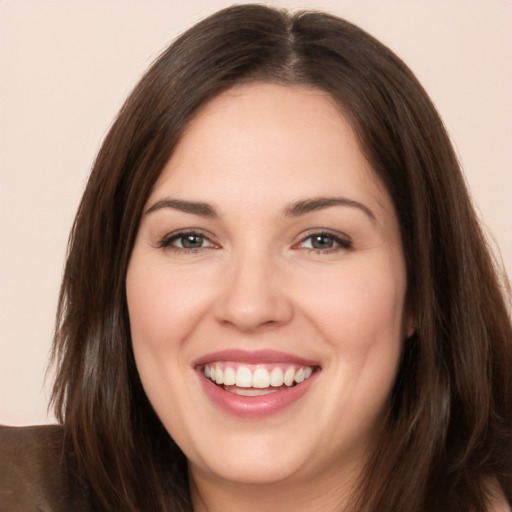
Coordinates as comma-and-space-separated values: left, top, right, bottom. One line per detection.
161, 228, 216, 239
296, 228, 351, 242
158, 229, 218, 248
295, 230, 353, 250
156, 228, 352, 248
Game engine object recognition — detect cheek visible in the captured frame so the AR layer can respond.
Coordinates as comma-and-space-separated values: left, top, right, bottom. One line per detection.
294, 256, 407, 408
301, 266, 406, 346
125, 262, 211, 434
126, 262, 213, 351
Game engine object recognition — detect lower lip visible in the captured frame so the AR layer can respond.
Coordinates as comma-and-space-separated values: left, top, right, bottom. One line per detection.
198, 371, 318, 419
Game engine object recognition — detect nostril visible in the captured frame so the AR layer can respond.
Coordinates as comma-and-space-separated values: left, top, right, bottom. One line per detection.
214, 288, 294, 332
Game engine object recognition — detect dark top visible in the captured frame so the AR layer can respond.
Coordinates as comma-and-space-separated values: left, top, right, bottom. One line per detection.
0, 424, 93, 512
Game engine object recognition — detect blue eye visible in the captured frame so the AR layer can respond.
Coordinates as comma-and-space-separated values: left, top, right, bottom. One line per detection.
300, 233, 352, 251
161, 231, 215, 250
176, 233, 206, 249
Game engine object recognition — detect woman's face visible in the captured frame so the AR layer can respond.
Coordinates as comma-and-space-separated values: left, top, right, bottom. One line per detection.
126, 83, 410, 491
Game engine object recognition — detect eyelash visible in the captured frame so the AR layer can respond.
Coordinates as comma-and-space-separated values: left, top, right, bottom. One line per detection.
158, 230, 352, 254
158, 230, 218, 253
296, 231, 352, 254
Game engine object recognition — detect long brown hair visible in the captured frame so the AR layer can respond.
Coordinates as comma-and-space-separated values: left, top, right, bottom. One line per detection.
50, 5, 512, 511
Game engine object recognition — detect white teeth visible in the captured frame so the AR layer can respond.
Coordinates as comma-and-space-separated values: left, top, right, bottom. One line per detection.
223, 366, 236, 386
270, 367, 284, 387
252, 367, 270, 388
236, 366, 253, 388
204, 363, 315, 389
283, 367, 295, 386
214, 367, 224, 385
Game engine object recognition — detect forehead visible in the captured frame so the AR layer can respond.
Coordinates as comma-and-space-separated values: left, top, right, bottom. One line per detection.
150, 83, 389, 215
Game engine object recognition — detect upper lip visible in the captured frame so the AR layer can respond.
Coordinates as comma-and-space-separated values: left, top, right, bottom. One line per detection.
193, 349, 320, 368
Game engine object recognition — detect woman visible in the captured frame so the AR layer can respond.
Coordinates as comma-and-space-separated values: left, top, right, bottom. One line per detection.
1, 4, 510, 511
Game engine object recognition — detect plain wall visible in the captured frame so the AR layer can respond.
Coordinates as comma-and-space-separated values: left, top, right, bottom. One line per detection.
1, 0, 511, 425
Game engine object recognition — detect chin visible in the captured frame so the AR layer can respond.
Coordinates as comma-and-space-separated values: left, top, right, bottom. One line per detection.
180, 424, 316, 486
196, 451, 307, 486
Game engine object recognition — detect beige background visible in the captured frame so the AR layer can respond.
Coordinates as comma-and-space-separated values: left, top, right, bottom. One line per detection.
1, 0, 511, 426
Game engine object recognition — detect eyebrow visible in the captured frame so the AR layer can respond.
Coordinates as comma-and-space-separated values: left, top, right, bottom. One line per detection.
145, 198, 219, 217
284, 197, 376, 221
145, 195, 376, 221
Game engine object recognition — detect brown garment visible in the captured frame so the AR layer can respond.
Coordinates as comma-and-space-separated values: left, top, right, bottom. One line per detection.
0, 424, 93, 512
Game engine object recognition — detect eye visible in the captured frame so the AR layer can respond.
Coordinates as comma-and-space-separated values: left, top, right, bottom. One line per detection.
160, 231, 217, 251
299, 232, 352, 252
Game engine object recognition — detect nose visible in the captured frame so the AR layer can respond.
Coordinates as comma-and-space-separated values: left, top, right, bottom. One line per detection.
213, 249, 294, 332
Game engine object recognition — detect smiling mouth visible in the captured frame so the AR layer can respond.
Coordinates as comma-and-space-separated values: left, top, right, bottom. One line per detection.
201, 362, 317, 396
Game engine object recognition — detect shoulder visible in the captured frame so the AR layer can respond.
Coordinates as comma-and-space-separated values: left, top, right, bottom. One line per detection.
0, 424, 93, 511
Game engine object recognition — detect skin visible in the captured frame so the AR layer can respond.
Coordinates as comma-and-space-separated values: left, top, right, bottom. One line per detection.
126, 83, 412, 511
